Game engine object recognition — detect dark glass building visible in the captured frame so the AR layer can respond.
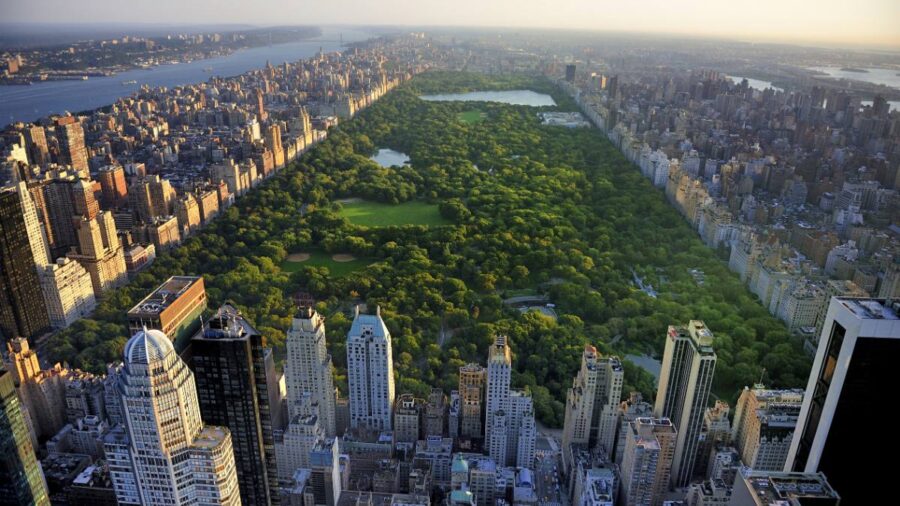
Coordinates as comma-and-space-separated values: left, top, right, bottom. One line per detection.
1, 367, 50, 506
191, 303, 279, 505
0, 189, 49, 342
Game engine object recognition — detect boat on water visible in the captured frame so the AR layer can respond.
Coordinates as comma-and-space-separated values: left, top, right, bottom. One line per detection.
122, 80, 138, 85
203, 66, 214, 72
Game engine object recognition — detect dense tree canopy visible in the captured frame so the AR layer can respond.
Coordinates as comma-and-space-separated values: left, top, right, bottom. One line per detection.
44, 71, 810, 427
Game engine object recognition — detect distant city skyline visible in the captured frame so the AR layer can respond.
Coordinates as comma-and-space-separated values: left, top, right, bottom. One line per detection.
3, 0, 900, 49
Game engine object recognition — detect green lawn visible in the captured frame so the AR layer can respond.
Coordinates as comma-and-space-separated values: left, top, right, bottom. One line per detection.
458, 110, 487, 124
280, 249, 374, 277
339, 200, 450, 227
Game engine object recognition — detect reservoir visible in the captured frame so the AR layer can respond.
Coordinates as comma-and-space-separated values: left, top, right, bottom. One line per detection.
0, 27, 371, 126
370, 148, 410, 167
810, 67, 900, 91
727, 75, 781, 92
420, 89, 556, 106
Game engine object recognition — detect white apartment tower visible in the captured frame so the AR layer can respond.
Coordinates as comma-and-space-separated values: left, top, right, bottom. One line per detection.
654, 320, 717, 488
104, 328, 241, 506
562, 345, 624, 471
285, 306, 337, 436
485, 335, 511, 454
620, 417, 677, 506
346, 306, 395, 431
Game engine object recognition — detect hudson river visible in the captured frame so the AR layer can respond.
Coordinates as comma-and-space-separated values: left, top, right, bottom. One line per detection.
0, 27, 371, 127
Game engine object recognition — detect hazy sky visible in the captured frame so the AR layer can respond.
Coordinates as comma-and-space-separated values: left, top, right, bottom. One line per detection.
4, 0, 900, 48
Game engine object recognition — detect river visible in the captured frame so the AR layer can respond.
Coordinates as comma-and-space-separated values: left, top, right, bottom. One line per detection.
0, 27, 372, 127
810, 66, 900, 91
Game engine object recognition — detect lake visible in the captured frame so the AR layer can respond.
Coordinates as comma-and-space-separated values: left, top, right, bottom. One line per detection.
0, 27, 371, 126
727, 75, 782, 92
625, 353, 662, 380
810, 67, 900, 91
370, 148, 410, 167
419, 89, 556, 106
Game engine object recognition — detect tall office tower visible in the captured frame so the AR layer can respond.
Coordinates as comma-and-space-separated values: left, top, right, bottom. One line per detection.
104, 328, 241, 506
256, 87, 267, 122
5, 337, 69, 439
485, 335, 511, 452
654, 321, 717, 487
127, 276, 208, 347
731, 386, 803, 472
70, 211, 127, 297
24, 125, 50, 167
265, 123, 285, 168
97, 165, 128, 209
0, 189, 50, 341
285, 306, 337, 436
0, 368, 50, 506
619, 417, 677, 506
72, 178, 99, 220
38, 257, 96, 329
730, 470, 840, 506
55, 117, 89, 176
14, 182, 50, 266
786, 297, 900, 504
565, 64, 576, 83
393, 393, 423, 443
562, 345, 624, 470
42, 175, 79, 258
191, 304, 278, 506
459, 363, 485, 439
424, 388, 447, 437
346, 306, 395, 431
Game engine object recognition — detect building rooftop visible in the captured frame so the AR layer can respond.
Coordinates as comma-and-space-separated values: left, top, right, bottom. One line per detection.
348, 305, 391, 342
192, 425, 231, 450
128, 275, 203, 317
742, 471, 839, 503
837, 297, 898, 320
195, 303, 260, 341
124, 327, 174, 364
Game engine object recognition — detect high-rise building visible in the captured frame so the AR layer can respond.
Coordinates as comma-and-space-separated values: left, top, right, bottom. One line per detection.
654, 321, 717, 487
127, 275, 207, 348
14, 181, 50, 267
346, 306, 395, 431
619, 417, 677, 506
730, 470, 839, 506
562, 345, 624, 470
485, 335, 511, 454
731, 386, 803, 472
96, 165, 128, 209
38, 257, 96, 329
786, 297, 900, 504
285, 306, 337, 436
458, 363, 485, 439
511, 391, 536, 469
24, 125, 49, 167
42, 174, 79, 258
0, 367, 50, 506
0, 188, 50, 341
694, 400, 731, 479
393, 393, 423, 443
69, 211, 127, 297
104, 328, 241, 505
5, 337, 69, 439
265, 124, 285, 168
55, 117, 89, 176
175, 192, 201, 236
424, 388, 446, 438
191, 304, 278, 506
72, 178, 99, 220
128, 175, 175, 222
614, 392, 653, 465
276, 394, 325, 481
565, 64, 576, 83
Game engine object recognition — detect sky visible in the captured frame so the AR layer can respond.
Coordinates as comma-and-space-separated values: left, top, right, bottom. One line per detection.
3, 0, 900, 49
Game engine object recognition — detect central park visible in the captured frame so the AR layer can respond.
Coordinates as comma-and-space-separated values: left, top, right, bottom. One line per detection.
43, 71, 810, 426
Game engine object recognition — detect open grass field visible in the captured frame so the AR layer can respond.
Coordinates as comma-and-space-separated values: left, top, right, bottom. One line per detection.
280, 249, 373, 277
458, 110, 487, 124
338, 199, 450, 227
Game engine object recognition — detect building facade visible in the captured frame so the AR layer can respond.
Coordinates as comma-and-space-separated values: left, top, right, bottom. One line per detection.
346, 307, 395, 431
285, 306, 337, 436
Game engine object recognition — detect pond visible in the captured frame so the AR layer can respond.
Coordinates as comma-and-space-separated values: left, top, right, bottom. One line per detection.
419, 89, 556, 106
727, 75, 782, 92
370, 148, 410, 167
625, 354, 662, 381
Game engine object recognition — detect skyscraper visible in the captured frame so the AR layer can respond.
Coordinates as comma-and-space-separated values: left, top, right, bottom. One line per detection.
14, 181, 50, 267
70, 210, 127, 297
38, 257, 96, 329
619, 417, 677, 506
55, 117, 89, 176
285, 306, 337, 436
786, 297, 900, 505
0, 188, 50, 341
731, 386, 803, 472
5, 337, 69, 441
458, 363, 485, 439
265, 123, 285, 168
104, 328, 241, 505
23, 125, 49, 167
96, 165, 128, 209
485, 335, 511, 452
654, 320, 717, 487
191, 304, 278, 506
562, 345, 624, 470
0, 367, 50, 506
346, 306, 395, 431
